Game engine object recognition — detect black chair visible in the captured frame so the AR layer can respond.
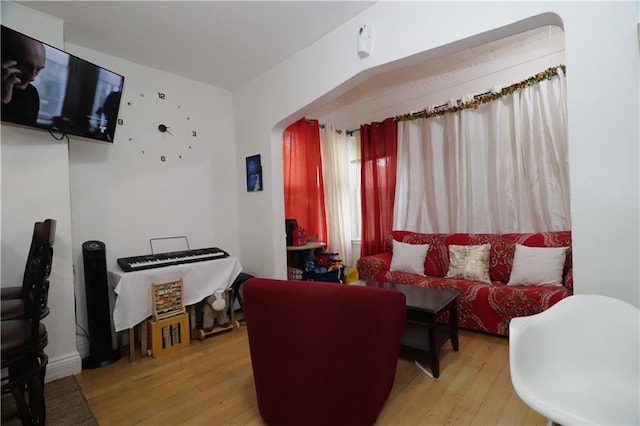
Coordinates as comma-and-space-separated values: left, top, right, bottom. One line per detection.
230, 272, 253, 318
1, 239, 52, 425
1, 221, 44, 300
1, 219, 55, 321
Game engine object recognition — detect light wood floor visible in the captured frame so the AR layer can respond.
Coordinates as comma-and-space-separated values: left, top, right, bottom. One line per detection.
76, 325, 546, 425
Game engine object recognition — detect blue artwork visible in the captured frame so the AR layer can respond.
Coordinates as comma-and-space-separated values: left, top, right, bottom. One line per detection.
246, 154, 263, 192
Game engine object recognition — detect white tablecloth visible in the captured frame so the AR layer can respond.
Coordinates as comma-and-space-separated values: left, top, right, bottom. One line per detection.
107, 257, 243, 332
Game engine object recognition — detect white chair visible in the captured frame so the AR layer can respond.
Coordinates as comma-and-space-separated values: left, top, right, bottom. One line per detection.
509, 294, 639, 426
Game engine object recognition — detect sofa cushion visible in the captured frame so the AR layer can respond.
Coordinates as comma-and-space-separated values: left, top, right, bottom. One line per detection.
388, 231, 573, 283
386, 232, 449, 277
445, 244, 491, 283
507, 244, 569, 286
390, 240, 429, 276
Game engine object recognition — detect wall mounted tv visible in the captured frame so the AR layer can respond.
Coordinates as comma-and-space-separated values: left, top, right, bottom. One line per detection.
1, 25, 124, 143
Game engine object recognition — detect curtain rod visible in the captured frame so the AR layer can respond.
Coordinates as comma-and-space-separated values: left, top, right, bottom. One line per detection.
396, 64, 566, 122
310, 65, 565, 129
335, 128, 359, 135
316, 124, 359, 135
428, 90, 495, 112
304, 120, 359, 134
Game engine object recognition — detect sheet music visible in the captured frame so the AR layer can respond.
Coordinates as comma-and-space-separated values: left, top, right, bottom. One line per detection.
150, 236, 190, 254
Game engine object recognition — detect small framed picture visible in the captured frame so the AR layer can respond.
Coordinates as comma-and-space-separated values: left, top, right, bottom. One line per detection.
246, 154, 263, 192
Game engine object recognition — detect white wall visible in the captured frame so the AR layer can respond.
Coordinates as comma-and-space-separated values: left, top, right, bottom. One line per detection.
234, 2, 639, 307
1, 2, 80, 380
1, 2, 241, 377
64, 44, 240, 356
2, 2, 638, 383
310, 26, 565, 130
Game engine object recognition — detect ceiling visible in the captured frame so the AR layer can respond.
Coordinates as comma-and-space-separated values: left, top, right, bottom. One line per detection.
14, 1, 375, 91
11, 1, 563, 124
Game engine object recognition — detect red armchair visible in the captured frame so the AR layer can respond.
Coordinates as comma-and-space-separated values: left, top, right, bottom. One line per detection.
243, 278, 406, 426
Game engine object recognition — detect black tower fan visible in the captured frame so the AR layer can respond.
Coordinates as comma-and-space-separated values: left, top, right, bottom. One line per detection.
81, 240, 121, 368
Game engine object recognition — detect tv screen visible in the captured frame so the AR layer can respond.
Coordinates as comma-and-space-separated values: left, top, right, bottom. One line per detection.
1, 25, 124, 143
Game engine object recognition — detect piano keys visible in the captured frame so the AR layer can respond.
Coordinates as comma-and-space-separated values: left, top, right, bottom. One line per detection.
117, 247, 229, 272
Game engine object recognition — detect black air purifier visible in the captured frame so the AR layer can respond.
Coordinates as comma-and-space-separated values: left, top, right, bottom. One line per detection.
82, 240, 121, 369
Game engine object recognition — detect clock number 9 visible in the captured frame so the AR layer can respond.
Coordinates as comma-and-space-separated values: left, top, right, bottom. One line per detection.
117, 118, 123, 125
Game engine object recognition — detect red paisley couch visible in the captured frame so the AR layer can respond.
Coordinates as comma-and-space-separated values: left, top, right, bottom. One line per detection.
357, 231, 573, 336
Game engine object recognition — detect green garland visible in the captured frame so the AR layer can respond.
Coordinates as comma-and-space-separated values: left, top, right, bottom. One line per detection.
395, 64, 566, 122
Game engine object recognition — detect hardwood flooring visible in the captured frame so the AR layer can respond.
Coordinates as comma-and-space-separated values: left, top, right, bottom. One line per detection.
76, 325, 546, 425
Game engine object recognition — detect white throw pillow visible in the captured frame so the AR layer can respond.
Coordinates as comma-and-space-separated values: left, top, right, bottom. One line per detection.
507, 244, 569, 286
390, 240, 430, 276
445, 244, 491, 283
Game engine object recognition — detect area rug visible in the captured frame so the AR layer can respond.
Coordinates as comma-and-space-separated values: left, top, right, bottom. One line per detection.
2, 375, 97, 426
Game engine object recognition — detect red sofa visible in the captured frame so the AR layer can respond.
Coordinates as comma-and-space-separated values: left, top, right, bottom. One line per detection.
357, 231, 573, 336
243, 278, 406, 426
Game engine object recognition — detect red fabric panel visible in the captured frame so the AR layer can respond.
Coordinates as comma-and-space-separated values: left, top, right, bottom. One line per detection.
282, 118, 327, 244
360, 118, 397, 256
358, 231, 573, 336
564, 268, 574, 294
356, 252, 392, 281
243, 278, 406, 426
413, 276, 570, 336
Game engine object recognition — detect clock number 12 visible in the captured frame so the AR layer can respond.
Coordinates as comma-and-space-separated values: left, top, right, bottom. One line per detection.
158, 92, 166, 100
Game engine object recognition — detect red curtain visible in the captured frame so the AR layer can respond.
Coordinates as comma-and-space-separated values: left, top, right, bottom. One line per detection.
282, 118, 327, 244
360, 118, 398, 256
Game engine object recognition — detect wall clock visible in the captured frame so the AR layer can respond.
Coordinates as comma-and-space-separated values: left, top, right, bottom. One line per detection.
117, 90, 200, 162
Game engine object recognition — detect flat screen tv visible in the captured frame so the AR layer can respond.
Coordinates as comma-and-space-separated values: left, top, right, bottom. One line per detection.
1, 25, 124, 143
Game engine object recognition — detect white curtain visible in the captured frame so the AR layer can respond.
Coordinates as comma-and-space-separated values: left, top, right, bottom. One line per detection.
319, 125, 354, 266
393, 68, 570, 233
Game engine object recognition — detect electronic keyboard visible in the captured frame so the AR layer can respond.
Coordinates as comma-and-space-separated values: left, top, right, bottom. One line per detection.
117, 247, 229, 272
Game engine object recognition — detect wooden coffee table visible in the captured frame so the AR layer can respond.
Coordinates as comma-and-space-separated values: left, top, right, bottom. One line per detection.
356, 282, 459, 378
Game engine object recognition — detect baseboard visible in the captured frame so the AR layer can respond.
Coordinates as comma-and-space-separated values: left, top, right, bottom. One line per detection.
46, 350, 82, 383
76, 335, 90, 359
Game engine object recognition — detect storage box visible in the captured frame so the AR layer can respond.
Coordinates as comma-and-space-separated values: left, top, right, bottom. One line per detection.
147, 313, 190, 358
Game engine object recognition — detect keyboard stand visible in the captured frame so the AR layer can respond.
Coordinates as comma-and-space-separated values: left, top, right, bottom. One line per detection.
108, 256, 243, 362
117, 321, 148, 362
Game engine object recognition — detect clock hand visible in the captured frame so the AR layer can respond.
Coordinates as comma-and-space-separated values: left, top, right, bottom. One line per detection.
158, 124, 172, 135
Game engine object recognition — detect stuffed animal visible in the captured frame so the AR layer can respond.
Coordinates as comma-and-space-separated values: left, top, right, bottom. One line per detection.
202, 290, 230, 330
